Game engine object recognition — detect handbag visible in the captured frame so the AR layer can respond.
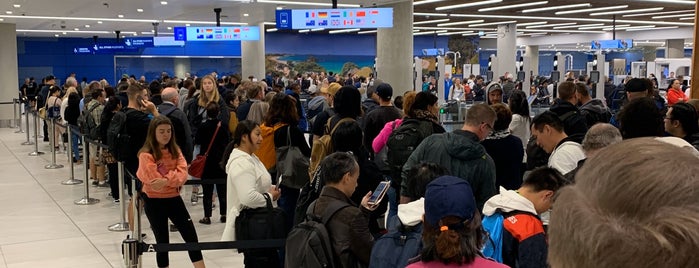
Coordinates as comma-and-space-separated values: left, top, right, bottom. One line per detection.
188, 122, 221, 178
276, 126, 310, 189
47, 98, 60, 119
235, 193, 287, 251
37, 107, 46, 119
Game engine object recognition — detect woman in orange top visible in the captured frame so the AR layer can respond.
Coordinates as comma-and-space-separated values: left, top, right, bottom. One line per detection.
136, 116, 206, 268
667, 79, 688, 106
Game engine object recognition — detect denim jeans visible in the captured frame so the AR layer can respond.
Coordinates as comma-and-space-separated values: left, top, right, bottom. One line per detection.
71, 133, 80, 161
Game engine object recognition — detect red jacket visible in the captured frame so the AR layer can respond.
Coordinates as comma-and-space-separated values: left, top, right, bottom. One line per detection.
667, 88, 687, 106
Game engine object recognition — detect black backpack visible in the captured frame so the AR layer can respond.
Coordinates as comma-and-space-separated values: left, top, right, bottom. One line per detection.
78, 103, 100, 140
285, 200, 350, 268
386, 119, 434, 193
107, 109, 137, 161
294, 166, 326, 226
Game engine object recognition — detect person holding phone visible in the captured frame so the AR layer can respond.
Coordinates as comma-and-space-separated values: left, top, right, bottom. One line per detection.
136, 116, 205, 268
313, 152, 378, 267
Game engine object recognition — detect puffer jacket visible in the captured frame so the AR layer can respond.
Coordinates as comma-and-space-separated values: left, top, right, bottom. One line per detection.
579, 98, 611, 127
549, 100, 588, 140
313, 186, 374, 268
401, 129, 496, 211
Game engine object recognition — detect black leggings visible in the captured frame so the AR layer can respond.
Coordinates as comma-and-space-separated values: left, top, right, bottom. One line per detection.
202, 182, 227, 218
143, 195, 203, 267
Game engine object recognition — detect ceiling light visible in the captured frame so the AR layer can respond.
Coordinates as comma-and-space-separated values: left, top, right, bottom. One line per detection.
137, 9, 144, 12
414, 18, 450, 25
414, 31, 436, 36
578, 24, 629, 29
652, 13, 694, 19
185, 23, 190, 26
414, 12, 449, 17
133, 33, 138, 36
263, 22, 276, 25
603, 25, 655, 30
160, 1, 168, 5
635, 0, 694, 4
118, 14, 124, 18
555, 5, 628, 15
311, 28, 325, 31
141, 31, 154, 34
299, 29, 310, 33
413, 0, 448, 5
13, 4, 20, 8
167, 26, 172, 30
17, 29, 112, 34
97, 21, 103, 24
526, 22, 576, 29
436, 0, 503, 11
276, 6, 283, 10
256, 0, 359, 8
162, 20, 247, 25
62, 32, 66, 35
329, 28, 360, 34
469, 20, 516, 27
74, 28, 79, 31
522, 3, 591, 13
478, 1, 548, 12
626, 26, 679, 31
266, 28, 278, 32
623, 9, 693, 17
358, 30, 377, 34
0, 14, 156, 23
679, 17, 695, 20
438, 30, 475, 36
442, 12, 691, 26
438, 20, 483, 27
591, 7, 664, 16
243, 13, 249, 17
84, 25, 90, 28
5, 11, 12, 14
54, 34, 59, 37
516, 21, 547, 27
553, 23, 603, 29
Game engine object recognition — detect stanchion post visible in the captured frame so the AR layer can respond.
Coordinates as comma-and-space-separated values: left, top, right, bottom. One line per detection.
62, 126, 83, 185
28, 111, 44, 156
12, 98, 17, 128
122, 238, 141, 268
21, 109, 33, 144
109, 161, 130, 232
15, 104, 24, 133
75, 136, 99, 205
45, 119, 64, 169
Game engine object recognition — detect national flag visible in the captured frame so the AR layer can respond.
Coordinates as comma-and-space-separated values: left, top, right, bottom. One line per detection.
306, 12, 309, 18
331, 11, 341, 18
319, 12, 328, 18
349, 12, 353, 17
234, 28, 241, 33
311, 12, 315, 18
357, 11, 366, 17
371, 10, 379, 15
205, 29, 213, 33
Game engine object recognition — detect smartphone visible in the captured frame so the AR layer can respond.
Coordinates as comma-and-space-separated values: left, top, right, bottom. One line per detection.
136, 95, 144, 107
367, 181, 390, 206
275, 175, 283, 190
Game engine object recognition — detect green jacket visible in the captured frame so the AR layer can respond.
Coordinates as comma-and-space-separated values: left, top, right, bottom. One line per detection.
401, 129, 496, 211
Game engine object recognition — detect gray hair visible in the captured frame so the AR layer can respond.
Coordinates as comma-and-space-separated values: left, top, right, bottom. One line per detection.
65, 77, 78, 87
582, 123, 622, 152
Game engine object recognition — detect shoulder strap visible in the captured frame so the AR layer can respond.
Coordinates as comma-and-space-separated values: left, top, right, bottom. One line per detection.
319, 200, 351, 225
202, 122, 222, 157
330, 117, 355, 136
558, 110, 577, 122
161, 105, 177, 117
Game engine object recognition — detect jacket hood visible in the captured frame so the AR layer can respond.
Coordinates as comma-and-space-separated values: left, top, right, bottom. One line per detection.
397, 198, 424, 227
549, 99, 578, 114
482, 187, 537, 216
580, 99, 607, 114
308, 96, 327, 110
444, 131, 487, 161
225, 149, 252, 171
486, 82, 503, 103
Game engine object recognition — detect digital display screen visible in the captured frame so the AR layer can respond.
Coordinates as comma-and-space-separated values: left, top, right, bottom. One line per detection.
589, 71, 600, 84
276, 8, 393, 30
591, 39, 633, 49
173, 26, 260, 41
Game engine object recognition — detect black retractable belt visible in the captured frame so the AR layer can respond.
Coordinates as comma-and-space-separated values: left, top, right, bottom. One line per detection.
139, 239, 286, 253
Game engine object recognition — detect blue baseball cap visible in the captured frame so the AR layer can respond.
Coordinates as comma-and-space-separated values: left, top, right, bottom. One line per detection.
424, 176, 477, 228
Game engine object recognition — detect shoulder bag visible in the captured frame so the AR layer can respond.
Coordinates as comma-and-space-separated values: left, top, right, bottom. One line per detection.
188, 122, 220, 178
235, 193, 287, 251
276, 126, 310, 189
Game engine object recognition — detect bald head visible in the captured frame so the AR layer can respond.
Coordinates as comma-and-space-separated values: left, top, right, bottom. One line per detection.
582, 123, 622, 158
161, 87, 179, 105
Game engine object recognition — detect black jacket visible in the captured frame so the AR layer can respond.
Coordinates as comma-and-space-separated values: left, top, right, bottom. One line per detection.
158, 102, 194, 163
184, 97, 229, 139
194, 119, 230, 180
549, 100, 588, 140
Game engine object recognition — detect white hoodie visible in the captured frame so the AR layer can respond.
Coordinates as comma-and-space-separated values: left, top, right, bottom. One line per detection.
397, 198, 425, 227
482, 187, 538, 217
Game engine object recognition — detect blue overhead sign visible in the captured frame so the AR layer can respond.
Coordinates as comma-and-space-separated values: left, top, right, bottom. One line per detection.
276, 8, 393, 30
591, 39, 633, 49
173, 26, 260, 41
124, 37, 154, 48
72, 43, 139, 54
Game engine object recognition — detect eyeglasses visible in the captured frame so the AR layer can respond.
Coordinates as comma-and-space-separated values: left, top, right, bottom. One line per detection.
482, 122, 494, 133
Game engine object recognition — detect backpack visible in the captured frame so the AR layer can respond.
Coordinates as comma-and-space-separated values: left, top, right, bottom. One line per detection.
257, 123, 286, 171
373, 121, 397, 173
369, 223, 422, 268
159, 105, 187, 154
481, 213, 505, 263
309, 116, 356, 178
78, 103, 100, 140
385, 119, 434, 193
285, 200, 350, 268
294, 166, 326, 225
107, 109, 138, 161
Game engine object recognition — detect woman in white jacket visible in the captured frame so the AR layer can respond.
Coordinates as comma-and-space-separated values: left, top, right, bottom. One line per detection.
220, 120, 281, 267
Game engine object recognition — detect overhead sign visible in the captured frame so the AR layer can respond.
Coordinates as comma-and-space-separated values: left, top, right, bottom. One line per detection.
276, 8, 393, 30
124, 37, 154, 48
72, 43, 139, 54
153, 36, 185, 47
173, 26, 261, 41
422, 48, 445, 56
591, 39, 633, 49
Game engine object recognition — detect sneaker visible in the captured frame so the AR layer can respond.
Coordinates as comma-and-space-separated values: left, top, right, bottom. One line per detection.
91, 180, 98, 186
97, 181, 109, 188
113, 199, 120, 203
199, 217, 211, 225
190, 194, 198, 205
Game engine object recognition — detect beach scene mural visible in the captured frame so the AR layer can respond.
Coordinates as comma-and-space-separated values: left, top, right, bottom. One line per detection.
266, 54, 375, 78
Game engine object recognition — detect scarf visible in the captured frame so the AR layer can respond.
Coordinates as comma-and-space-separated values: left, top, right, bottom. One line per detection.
486, 129, 511, 140
413, 109, 440, 126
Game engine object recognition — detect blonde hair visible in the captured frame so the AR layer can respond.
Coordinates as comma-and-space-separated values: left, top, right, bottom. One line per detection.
197, 75, 220, 107
63, 87, 79, 101
548, 138, 699, 268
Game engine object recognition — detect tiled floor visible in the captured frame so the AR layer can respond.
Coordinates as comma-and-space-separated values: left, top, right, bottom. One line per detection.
0, 114, 244, 268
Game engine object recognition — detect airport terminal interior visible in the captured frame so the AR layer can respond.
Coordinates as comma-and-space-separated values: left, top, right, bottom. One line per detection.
0, 0, 697, 267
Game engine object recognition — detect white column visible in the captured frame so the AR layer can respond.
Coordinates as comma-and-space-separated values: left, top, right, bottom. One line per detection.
241, 5, 266, 80
0, 23, 18, 127
665, 39, 684, 58
525, 45, 539, 76
376, 0, 413, 96
496, 23, 516, 78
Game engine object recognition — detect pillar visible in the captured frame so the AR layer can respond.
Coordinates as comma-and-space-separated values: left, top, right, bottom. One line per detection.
376, 0, 413, 95
525, 45, 539, 76
173, 58, 191, 78
241, 5, 265, 80
0, 23, 18, 127
691, 2, 699, 99
496, 23, 516, 78
665, 39, 684, 58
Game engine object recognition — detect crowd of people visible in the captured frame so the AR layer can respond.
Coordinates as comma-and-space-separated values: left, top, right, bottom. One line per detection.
18, 69, 699, 267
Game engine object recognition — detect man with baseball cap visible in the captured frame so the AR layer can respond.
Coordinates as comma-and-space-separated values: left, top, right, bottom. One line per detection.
362, 82, 402, 160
